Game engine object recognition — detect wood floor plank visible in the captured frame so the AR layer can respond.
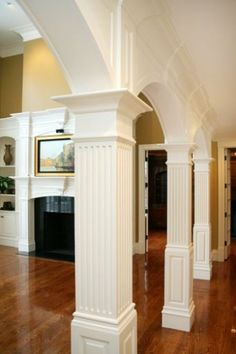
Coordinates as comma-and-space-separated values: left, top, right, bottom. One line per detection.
0, 233, 236, 353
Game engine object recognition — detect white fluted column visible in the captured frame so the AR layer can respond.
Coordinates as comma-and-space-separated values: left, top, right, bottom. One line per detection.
162, 144, 195, 332
193, 158, 212, 280
54, 89, 151, 354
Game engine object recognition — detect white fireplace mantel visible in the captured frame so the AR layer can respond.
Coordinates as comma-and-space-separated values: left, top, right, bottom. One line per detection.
12, 107, 76, 253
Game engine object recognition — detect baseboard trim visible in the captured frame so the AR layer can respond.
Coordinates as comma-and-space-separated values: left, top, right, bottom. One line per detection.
211, 249, 218, 261
212, 248, 225, 262
0, 236, 17, 248
133, 242, 145, 255
18, 241, 35, 253
193, 265, 212, 280
162, 301, 195, 332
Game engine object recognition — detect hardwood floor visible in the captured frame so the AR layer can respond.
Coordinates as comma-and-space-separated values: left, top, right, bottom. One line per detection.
1, 233, 236, 353
0, 247, 74, 354
135, 231, 236, 354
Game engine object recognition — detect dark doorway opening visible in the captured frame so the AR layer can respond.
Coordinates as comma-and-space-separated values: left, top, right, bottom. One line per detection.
148, 150, 167, 232
34, 196, 74, 261
231, 149, 236, 238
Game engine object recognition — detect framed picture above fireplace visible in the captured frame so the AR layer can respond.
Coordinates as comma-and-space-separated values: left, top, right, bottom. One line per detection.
35, 135, 74, 176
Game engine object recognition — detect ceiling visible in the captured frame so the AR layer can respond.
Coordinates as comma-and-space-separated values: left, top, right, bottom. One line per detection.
0, 0, 32, 55
167, 0, 236, 140
0, 0, 236, 141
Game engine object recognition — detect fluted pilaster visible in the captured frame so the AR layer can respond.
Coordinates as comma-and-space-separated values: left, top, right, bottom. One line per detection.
162, 144, 195, 332
193, 158, 212, 280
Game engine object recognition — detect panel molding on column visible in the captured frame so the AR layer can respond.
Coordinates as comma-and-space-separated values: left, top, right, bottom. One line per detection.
162, 143, 195, 332
193, 158, 212, 280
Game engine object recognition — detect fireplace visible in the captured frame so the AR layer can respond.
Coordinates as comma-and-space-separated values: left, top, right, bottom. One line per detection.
34, 196, 74, 261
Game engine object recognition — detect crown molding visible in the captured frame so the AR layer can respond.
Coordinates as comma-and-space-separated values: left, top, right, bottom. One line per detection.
12, 23, 41, 42
0, 45, 23, 58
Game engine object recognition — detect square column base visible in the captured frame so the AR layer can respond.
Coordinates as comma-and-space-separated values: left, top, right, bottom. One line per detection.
194, 264, 212, 280
193, 224, 212, 280
18, 241, 35, 253
162, 301, 195, 332
71, 307, 137, 354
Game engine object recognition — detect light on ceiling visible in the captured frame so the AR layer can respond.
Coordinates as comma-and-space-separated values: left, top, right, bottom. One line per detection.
7, 1, 14, 7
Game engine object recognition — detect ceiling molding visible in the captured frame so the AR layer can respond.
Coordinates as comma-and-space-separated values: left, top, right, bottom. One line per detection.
0, 45, 23, 58
12, 23, 41, 42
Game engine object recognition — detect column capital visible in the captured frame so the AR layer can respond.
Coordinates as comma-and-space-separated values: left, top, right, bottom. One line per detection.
193, 158, 213, 172
53, 89, 152, 144
162, 143, 196, 164
53, 89, 151, 117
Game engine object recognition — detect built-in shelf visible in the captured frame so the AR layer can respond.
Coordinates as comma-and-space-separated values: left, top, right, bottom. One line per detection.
0, 194, 15, 197
0, 210, 15, 213
0, 165, 15, 168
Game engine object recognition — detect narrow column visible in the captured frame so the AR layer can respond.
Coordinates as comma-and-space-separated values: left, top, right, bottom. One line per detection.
162, 144, 195, 332
54, 89, 151, 354
193, 158, 212, 280
15, 114, 35, 253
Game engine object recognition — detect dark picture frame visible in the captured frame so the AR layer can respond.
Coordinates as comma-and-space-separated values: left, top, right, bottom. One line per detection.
35, 135, 74, 176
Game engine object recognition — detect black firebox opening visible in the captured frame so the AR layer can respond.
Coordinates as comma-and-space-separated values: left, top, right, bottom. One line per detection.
34, 196, 74, 261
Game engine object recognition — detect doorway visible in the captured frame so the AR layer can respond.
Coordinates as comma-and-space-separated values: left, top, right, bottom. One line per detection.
148, 150, 167, 232
230, 149, 236, 239
138, 145, 167, 257
218, 144, 236, 261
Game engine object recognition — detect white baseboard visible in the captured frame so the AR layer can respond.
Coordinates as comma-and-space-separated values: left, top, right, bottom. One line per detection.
193, 265, 212, 280
162, 302, 195, 332
0, 236, 18, 248
133, 242, 145, 255
18, 241, 35, 253
211, 248, 225, 262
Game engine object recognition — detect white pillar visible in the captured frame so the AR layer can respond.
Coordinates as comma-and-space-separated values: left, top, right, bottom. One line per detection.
162, 144, 195, 332
193, 158, 212, 280
53, 89, 151, 354
15, 114, 35, 253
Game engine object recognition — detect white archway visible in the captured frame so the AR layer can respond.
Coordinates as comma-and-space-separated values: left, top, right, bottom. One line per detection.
17, 0, 113, 93
142, 82, 192, 143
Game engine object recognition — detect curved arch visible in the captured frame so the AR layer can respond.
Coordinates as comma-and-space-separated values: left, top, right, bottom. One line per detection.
17, 0, 113, 93
134, 72, 164, 97
141, 82, 191, 143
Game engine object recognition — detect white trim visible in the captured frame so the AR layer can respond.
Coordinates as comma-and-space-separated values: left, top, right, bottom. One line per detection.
162, 301, 195, 332
18, 241, 35, 253
133, 241, 145, 255
212, 249, 219, 261
0, 45, 23, 58
138, 144, 165, 254
193, 266, 212, 280
0, 237, 17, 248
13, 24, 41, 42
218, 141, 236, 262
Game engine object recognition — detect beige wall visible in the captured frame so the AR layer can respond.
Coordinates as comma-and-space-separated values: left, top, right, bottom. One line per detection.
211, 141, 218, 250
0, 55, 23, 118
136, 93, 164, 144
135, 93, 165, 242
22, 39, 71, 111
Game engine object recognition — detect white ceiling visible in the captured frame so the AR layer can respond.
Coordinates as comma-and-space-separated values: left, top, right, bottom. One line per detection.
0, 0, 32, 54
167, 0, 236, 140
